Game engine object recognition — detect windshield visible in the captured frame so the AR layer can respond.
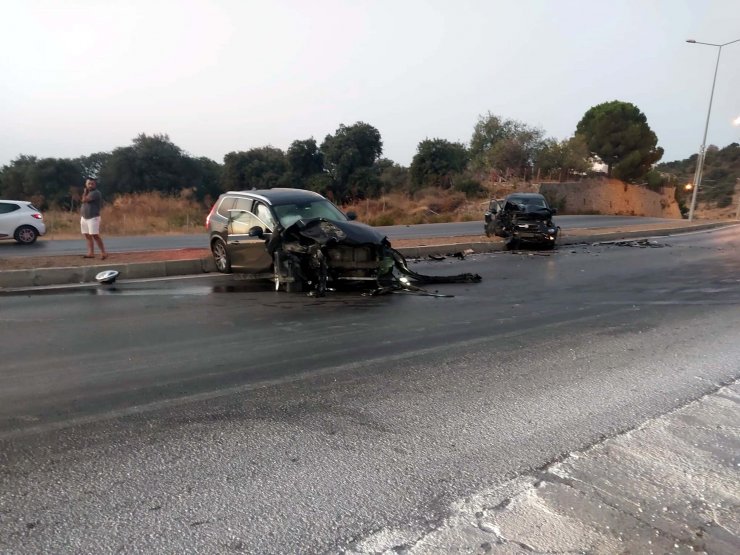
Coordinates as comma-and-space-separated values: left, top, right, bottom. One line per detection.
272, 199, 348, 228
508, 196, 547, 209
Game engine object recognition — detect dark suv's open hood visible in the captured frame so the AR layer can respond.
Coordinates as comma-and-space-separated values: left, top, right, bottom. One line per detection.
508, 205, 554, 221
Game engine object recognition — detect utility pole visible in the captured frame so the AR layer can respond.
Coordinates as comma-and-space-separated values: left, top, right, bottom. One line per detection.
685, 38, 740, 221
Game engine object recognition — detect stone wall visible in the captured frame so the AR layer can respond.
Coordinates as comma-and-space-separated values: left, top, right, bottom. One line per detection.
537, 179, 682, 218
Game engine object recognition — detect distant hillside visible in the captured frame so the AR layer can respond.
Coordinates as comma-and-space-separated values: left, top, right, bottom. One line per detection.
657, 143, 740, 208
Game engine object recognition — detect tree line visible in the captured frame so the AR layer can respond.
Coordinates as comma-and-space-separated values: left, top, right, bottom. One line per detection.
657, 142, 740, 207
0, 100, 667, 209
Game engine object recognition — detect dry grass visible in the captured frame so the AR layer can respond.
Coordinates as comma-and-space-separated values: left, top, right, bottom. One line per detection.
42, 190, 490, 237
343, 190, 487, 226
43, 191, 209, 238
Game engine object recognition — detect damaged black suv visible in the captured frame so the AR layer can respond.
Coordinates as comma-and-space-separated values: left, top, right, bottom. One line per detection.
484, 193, 559, 249
207, 188, 480, 295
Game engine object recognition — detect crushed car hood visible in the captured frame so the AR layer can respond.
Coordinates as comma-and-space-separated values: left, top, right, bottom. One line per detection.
283, 218, 389, 246
509, 206, 554, 221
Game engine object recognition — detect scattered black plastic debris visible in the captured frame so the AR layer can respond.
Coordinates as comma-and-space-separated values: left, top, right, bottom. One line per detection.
362, 248, 481, 298
391, 248, 480, 286
612, 239, 668, 248
450, 248, 475, 260
428, 254, 446, 261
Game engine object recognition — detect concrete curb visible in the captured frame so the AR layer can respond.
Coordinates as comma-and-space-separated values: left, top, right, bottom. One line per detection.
0, 222, 733, 291
0, 257, 217, 289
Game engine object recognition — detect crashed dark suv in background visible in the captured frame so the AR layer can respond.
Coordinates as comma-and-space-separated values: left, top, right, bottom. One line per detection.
206, 188, 480, 296
484, 192, 559, 249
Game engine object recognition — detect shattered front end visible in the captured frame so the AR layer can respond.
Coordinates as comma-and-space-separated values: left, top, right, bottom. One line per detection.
270, 218, 480, 296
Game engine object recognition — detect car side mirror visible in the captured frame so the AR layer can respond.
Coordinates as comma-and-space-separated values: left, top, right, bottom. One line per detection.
346, 211, 357, 221
550, 208, 558, 215
248, 226, 264, 238
484, 212, 492, 223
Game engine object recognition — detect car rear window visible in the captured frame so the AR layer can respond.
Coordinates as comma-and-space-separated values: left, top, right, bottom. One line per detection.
216, 196, 236, 217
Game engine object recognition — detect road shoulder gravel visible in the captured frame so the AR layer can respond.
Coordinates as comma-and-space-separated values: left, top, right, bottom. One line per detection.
352, 382, 740, 554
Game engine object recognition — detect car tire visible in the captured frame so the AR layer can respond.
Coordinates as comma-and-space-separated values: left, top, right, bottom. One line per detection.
285, 279, 304, 293
280, 256, 304, 293
505, 238, 520, 251
211, 239, 232, 273
14, 225, 38, 245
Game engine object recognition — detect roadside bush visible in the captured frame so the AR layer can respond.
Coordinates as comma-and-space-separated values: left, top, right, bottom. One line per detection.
453, 177, 485, 197
717, 195, 733, 208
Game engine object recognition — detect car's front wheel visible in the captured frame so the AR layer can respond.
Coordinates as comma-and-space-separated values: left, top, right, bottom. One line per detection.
14, 225, 38, 245
505, 237, 520, 250
211, 239, 232, 273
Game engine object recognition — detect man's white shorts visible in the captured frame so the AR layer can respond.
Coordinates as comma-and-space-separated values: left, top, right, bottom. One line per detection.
80, 216, 101, 235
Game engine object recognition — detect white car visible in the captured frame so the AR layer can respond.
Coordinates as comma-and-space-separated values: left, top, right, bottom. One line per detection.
0, 200, 46, 244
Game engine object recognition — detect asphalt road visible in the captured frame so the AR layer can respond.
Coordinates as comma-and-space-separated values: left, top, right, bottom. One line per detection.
0, 215, 679, 257
1, 226, 739, 553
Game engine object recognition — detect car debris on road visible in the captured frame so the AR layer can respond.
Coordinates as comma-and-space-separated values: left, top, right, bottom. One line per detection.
590, 239, 669, 248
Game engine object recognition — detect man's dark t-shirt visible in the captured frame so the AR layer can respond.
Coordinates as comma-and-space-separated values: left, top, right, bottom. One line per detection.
81, 190, 102, 219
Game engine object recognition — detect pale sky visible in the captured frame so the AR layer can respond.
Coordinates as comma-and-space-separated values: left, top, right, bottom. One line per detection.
2, 0, 739, 168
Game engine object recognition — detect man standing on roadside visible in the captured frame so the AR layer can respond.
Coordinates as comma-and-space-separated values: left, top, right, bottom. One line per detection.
80, 178, 107, 259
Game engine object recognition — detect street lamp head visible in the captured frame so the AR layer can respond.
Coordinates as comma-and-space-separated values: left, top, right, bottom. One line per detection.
686, 39, 697, 43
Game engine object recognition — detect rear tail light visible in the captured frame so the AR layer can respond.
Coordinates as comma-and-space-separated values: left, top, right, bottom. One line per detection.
32, 213, 43, 220
205, 205, 216, 230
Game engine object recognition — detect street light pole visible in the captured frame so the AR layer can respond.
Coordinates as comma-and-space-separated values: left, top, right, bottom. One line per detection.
686, 38, 740, 221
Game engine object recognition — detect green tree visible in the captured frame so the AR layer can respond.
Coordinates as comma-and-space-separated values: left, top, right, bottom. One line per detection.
192, 156, 223, 201
536, 136, 590, 181
410, 138, 469, 189
222, 146, 288, 191
469, 112, 545, 178
98, 133, 203, 196
286, 138, 324, 187
320, 122, 383, 201
0, 155, 37, 199
575, 100, 663, 180
657, 142, 739, 208
74, 152, 110, 180
97, 145, 139, 195
305, 172, 334, 197
0, 155, 84, 209
375, 158, 409, 192
346, 166, 383, 199
29, 157, 84, 208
